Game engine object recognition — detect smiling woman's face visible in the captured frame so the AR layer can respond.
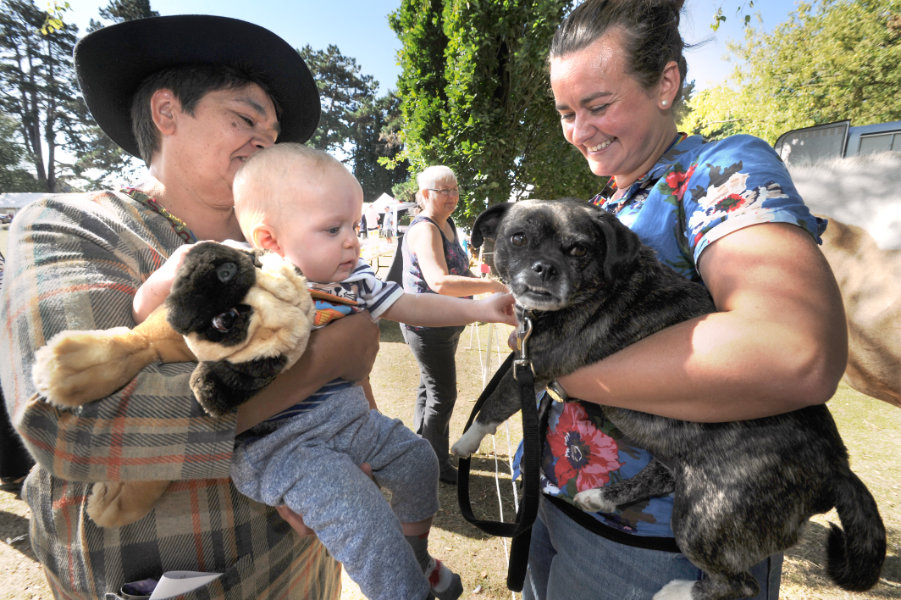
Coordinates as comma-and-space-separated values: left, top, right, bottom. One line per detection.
550, 30, 675, 188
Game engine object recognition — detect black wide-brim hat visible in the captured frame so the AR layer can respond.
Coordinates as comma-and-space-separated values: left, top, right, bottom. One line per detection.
74, 15, 320, 157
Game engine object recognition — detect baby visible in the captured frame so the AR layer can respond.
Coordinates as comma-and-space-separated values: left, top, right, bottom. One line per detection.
133, 143, 514, 600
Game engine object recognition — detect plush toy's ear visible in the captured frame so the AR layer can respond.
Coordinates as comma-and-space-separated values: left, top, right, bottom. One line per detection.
471, 202, 513, 248
588, 206, 642, 281
190, 356, 288, 416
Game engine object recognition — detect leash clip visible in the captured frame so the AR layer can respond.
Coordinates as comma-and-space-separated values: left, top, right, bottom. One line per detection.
514, 309, 534, 381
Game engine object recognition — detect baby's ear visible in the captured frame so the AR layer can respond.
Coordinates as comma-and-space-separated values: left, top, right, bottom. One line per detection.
252, 224, 282, 254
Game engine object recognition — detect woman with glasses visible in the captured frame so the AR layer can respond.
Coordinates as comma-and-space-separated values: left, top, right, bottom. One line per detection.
400, 166, 510, 484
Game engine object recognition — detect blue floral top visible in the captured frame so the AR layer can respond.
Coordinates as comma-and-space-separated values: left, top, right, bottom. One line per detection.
538, 133, 826, 542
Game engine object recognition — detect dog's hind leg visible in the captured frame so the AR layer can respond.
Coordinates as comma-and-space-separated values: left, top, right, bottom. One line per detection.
574, 457, 674, 512
452, 369, 522, 458
653, 570, 758, 600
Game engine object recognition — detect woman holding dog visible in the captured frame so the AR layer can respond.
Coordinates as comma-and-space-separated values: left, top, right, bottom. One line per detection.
0, 16, 380, 599
522, 1, 847, 598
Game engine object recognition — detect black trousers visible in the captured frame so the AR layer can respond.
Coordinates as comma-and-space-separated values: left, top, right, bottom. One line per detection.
401, 325, 465, 475
1, 386, 34, 481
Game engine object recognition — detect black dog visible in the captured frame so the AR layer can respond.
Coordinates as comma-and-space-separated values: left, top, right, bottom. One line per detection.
451, 199, 885, 600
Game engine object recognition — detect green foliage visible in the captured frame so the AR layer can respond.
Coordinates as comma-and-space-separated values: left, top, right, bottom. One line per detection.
0, 113, 40, 191
682, 0, 901, 144
40, 0, 68, 34
711, 1, 755, 31
298, 44, 408, 202
351, 92, 411, 202
390, 0, 600, 226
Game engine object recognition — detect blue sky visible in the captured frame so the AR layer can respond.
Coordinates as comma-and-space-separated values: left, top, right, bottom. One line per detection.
64, 0, 799, 94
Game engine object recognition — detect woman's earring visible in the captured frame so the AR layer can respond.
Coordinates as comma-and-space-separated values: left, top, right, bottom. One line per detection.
661, 100, 669, 107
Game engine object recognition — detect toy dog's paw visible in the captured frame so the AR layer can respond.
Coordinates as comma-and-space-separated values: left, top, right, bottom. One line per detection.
573, 488, 618, 513
87, 480, 170, 528
190, 356, 287, 416
33, 327, 138, 407
451, 421, 498, 457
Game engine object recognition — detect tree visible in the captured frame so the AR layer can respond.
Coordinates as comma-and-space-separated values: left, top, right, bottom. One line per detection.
391, 0, 599, 225
682, 0, 901, 144
72, 0, 157, 188
0, 0, 81, 191
0, 112, 40, 191
299, 44, 380, 157
350, 92, 411, 202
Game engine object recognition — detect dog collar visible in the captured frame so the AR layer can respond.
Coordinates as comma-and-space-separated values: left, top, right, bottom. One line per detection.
546, 380, 571, 403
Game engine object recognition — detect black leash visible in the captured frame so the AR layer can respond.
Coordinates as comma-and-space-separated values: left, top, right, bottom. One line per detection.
457, 310, 545, 591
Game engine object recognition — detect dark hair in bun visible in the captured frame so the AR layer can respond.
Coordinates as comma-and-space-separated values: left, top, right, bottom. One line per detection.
550, 0, 688, 103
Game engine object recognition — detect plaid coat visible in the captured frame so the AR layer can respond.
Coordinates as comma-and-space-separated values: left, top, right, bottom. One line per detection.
0, 191, 340, 599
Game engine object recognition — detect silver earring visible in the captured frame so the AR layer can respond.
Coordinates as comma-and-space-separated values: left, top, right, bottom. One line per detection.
661, 100, 668, 107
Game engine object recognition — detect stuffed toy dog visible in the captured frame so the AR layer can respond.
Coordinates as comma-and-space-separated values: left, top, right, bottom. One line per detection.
32, 241, 316, 527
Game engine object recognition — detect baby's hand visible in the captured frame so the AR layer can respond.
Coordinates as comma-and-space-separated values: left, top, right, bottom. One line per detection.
481, 292, 517, 326
133, 243, 197, 323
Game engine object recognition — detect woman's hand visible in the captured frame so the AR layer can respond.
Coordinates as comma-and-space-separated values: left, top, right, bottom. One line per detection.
237, 312, 380, 433
275, 463, 374, 537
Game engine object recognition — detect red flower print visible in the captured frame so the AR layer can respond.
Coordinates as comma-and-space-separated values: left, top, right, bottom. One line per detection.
547, 403, 623, 492
664, 164, 696, 201
716, 193, 747, 212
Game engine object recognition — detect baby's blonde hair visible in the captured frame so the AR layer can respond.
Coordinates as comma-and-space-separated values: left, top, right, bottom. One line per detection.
233, 143, 353, 239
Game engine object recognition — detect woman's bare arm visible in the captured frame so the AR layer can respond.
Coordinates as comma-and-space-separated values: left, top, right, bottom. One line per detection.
556, 223, 847, 422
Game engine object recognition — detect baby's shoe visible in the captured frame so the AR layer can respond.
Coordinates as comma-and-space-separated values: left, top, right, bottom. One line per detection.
425, 558, 463, 600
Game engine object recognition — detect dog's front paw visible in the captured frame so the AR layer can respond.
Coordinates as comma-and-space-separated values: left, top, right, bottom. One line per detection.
652, 580, 696, 600
33, 327, 137, 407
87, 480, 170, 528
573, 488, 619, 513
451, 421, 499, 457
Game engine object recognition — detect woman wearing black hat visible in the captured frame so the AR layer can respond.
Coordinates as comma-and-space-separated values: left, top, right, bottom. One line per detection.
0, 15, 379, 599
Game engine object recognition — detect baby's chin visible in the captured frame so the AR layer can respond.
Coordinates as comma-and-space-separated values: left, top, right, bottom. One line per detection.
330, 262, 356, 281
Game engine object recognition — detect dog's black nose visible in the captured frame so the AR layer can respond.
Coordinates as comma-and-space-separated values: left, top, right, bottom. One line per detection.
531, 261, 557, 281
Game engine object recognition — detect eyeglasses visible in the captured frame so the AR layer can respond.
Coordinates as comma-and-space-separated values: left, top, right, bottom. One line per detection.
427, 187, 460, 195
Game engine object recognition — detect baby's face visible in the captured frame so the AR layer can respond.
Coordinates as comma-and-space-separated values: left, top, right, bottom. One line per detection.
281, 169, 363, 283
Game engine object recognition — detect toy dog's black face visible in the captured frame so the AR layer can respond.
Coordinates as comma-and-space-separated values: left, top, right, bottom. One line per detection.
471, 199, 640, 311
166, 242, 260, 346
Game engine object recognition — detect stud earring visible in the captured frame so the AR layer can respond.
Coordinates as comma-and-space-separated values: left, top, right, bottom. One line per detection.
661, 100, 669, 107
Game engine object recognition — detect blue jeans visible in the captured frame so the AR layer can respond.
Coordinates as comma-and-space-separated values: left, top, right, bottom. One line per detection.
522, 496, 782, 600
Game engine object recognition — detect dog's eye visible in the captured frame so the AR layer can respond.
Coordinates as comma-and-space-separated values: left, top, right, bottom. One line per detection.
211, 308, 241, 332
216, 261, 238, 283
511, 233, 527, 247
568, 244, 587, 257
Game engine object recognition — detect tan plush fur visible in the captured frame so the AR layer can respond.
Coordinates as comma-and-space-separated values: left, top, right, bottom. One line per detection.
33, 305, 194, 407
31, 246, 314, 527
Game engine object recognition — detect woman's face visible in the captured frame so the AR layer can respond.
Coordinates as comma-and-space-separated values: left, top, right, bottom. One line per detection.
420, 177, 460, 216
550, 30, 676, 187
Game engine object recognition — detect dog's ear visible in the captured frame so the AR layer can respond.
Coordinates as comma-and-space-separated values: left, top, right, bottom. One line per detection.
471, 202, 513, 248
590, 208, 642, 281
